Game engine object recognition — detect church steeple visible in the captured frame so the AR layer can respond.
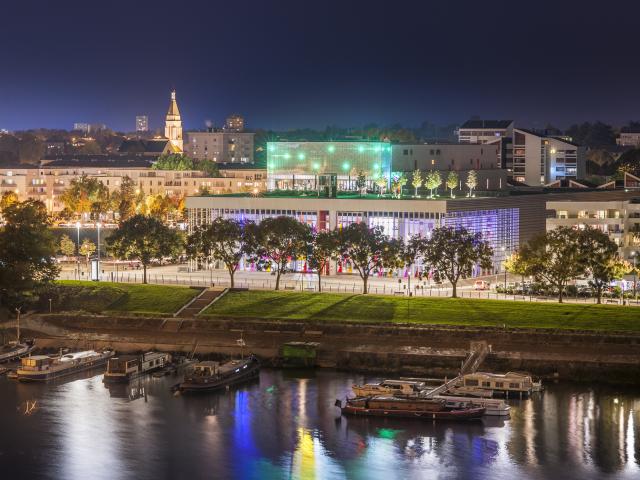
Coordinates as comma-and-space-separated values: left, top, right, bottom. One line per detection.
164, 89, 183, 152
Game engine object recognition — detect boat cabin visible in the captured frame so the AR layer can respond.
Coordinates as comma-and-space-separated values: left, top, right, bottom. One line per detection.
192, 361, 220, 377
20, 355, 53, 372
461, 372, 539, 394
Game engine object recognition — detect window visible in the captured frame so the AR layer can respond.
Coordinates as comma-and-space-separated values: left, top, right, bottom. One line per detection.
482, 381, 491, 388
509, 383, 520, 389
465, 379, 479, 386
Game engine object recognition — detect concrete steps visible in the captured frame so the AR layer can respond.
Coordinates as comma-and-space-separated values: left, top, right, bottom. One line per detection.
176, 288, 226, 318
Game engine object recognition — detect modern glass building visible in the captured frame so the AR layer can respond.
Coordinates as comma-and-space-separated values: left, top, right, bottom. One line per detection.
267, 141, 392, 191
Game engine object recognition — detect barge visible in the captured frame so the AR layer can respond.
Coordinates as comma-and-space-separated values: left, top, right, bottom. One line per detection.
103, 352, 171, 383
178, 355, 260, 393
336, 396, 485, 421
460, 371, 542, 397
17, 350, 115, 382
352, 379, 426, 397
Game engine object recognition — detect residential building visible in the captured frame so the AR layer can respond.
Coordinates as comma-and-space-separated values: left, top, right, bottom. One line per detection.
457, 120, 514, 144
73, 123, 90, 133
224, 114, 244, 132
547, 197, 640, 260
136, 115, 149, 132
617, 127, 640, 147
0, 157, 266, 214
185, 130, 254, 163
510, 128, 584, 186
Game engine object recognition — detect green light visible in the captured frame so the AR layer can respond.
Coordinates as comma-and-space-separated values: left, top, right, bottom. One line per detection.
375, 146, 381, 152
297, 152, 305, 160
268, 144, 275, 152
312, 162, 320, 170
284, 153, 291, 159
342, 162, 350, 171
357, 145, 364, 153
328, 145, 335, 153
373, 163, 379, 170
377, 428, 402, 440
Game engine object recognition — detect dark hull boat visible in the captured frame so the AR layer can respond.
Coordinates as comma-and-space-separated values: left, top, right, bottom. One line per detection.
178, 355, 260, 393
336, 396, 485, 421
0, 340, 35, 363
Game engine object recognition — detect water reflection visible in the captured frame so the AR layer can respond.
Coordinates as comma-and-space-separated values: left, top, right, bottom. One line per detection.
1, 371, 640, 479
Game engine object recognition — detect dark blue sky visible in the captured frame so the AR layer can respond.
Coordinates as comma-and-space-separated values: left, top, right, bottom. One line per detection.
1, 0, 639, 132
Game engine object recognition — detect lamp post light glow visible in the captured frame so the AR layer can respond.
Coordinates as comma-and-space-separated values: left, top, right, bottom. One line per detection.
96, 221, 102, 281
76, 221, 81, 279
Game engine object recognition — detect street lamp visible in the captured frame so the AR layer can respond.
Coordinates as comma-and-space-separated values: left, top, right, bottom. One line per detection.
501, 246, 507, 290
96, 221, 102, 281
631, 251, 637, 302
75, 221, 81, 279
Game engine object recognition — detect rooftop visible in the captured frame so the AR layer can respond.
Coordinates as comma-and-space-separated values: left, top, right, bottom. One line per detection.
460, 120, 513, 129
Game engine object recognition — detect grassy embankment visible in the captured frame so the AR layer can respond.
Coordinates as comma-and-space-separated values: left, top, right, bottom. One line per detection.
52, 281, 200, 315
200, 290, 640, 332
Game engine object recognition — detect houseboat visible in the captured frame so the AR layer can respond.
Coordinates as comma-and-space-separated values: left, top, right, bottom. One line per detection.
433, 395, 511, 416
0, 339, 35, 363
352, 379, 426, 398
103, 352, 171, 383
336, 396, 485, 421
17, 350, 115, 382
460, 372, 542, 397
178, 355, 260, 393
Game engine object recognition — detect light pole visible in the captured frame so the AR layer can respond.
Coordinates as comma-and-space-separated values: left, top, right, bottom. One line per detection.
76, 221, 82, 279
501, 246, 507, 290
631, 251, 637, 302
96, 221, 102, 281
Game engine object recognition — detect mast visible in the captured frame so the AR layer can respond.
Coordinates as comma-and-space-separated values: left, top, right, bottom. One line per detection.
15, 307, 21, 343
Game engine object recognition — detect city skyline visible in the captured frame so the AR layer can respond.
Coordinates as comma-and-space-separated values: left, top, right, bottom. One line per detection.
3, 1, 640, 132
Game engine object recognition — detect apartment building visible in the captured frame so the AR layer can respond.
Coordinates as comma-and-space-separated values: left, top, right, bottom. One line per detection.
185, 131, 254, 163
457, 120, 513, 144
0, 158, 266, 213
617, 127, 640, 147
547, 198, 640, 260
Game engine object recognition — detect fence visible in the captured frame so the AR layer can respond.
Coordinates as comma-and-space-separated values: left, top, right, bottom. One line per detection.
58, 270, 640, 306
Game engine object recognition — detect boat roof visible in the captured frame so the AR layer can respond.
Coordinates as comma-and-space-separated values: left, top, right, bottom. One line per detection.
466, 371, 531, 379
26, 355, 50, 360
195, 361, 219, 367
381, 380, 425, 386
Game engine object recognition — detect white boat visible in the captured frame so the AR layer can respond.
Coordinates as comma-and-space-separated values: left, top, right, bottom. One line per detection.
103, 352, 172, 383
460, 371, 542, 396
434, 394, 511, 416
352, 379, 426, 397
17, 350, 115, 382
446, 386, 495, 398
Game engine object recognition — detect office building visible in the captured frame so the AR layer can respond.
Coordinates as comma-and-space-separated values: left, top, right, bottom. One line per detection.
617, 127, 640, 147
136, 115, 149, 132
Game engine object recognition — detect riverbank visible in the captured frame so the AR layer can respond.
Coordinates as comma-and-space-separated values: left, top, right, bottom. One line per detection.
8, 311, 640, 385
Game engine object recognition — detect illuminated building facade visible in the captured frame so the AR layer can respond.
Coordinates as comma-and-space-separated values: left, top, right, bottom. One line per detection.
266, 141, 392, 191
164, 90, 183, 153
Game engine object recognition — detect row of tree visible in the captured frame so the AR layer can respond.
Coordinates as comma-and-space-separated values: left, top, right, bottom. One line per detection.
185, 216, 493, 295
506, 226, 634, 303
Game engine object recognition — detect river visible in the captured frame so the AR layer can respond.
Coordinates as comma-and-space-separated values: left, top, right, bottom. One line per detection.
1, 369, 639, 479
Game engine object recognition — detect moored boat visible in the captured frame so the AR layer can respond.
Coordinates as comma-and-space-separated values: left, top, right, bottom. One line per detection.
17, 350, 115, 382
336, 396, 485, 421
352, 379, 426, 398
460, 371, 542, 397
433, 394, 511, 416
103, 352, 171, 383
178, 355, 260, 393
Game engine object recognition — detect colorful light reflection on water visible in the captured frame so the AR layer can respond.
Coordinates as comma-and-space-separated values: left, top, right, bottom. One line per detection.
1, 369, 640, 479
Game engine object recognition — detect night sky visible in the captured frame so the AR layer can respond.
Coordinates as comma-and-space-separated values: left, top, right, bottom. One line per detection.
2, 0, 639, 132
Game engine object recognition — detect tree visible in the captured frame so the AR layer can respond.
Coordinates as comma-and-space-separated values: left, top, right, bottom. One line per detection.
249, 216, 311, 290
446, 171, 459, 197
0, 191, 18, 214
425, 170, 442, 198
577, 226, 622, 304
61, 175, 110, 220
59, 234, 76, 257
336, 222, 389, 294
420, 227, 493, 298
466, 170, 478, 196
519, 227, 584, 303
355, 170, 367, 196
153, 154, 196, 171
391, 173, 407, 198
112, 176, 137, 221
375, 176, 388, 197
503, 252, 531, 287
186, 218, 253, 288
307, 230, 339, 292
107, 215, 182, 283
79, 238, 96, 264
0, 200, 59, 308
411, 169, 423, 197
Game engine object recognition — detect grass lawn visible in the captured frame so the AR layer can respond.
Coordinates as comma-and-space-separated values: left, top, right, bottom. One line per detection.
201, 290, 640, 332
56, 281, 200, 315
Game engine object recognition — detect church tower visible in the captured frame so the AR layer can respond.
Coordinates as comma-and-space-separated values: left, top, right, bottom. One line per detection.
164, 90, 183, 153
